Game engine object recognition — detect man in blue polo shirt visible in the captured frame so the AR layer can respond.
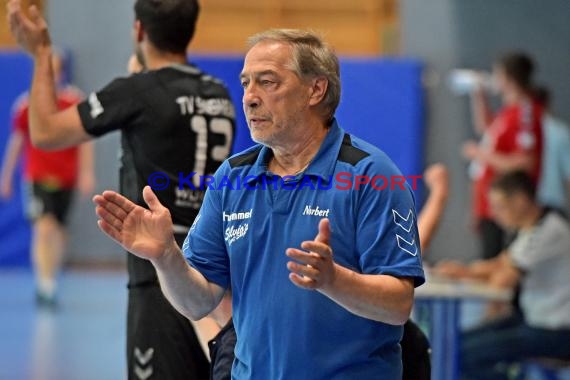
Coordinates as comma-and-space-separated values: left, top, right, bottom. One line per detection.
93, 29, 425, 379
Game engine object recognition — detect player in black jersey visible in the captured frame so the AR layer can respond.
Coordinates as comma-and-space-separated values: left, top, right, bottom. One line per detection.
7, 0, 235, 378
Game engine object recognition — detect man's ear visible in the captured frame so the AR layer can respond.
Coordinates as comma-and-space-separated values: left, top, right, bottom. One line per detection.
134, 20, 144, 43
308, 77, 328, 107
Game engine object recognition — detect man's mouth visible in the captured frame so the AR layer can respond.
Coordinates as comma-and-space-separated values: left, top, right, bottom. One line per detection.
249, 117, 269, 126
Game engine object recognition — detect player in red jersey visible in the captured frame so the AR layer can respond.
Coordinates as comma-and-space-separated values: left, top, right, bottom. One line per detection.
0, 52, 95, 307
463, 52, 543, 259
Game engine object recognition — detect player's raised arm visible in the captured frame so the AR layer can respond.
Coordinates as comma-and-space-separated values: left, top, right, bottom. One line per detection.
0, 130, 24, 199
93, 186, 225, 319
7, 0, 92, 150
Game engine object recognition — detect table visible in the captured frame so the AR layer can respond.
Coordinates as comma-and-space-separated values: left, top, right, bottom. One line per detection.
414, 273, 512, 380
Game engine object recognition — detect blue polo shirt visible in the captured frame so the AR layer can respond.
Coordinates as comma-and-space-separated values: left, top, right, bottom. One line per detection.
183, 120, 425, 379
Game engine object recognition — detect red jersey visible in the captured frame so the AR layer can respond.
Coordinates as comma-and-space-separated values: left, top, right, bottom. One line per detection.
471, 99, 543, 219
12, 86, 84, 190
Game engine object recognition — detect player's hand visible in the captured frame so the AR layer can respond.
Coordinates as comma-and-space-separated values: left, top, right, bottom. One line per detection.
461, 140, 480, 161
93, 186, 176, 261
423, 163, 449, 199
286, 218, 338, 290
432, 260, 470, 279
7, 0, 51, 56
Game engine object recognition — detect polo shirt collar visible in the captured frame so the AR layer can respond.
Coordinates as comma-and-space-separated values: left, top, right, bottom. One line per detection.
246, 118, 344, 184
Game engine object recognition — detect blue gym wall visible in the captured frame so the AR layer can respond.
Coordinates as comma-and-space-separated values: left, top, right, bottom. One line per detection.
191, 56, 425, 177
0, 52, 424, 267
0, 53, 33, 266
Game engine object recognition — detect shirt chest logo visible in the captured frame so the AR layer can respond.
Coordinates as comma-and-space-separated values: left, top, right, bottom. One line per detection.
223, 209, 252, 221
225, 223, 249, 246
223, 209, 252, 246
302, 204, 330, 217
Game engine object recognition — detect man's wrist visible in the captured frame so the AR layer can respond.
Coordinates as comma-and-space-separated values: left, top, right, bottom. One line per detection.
321, 263, 347, 294
151, 237, 181, 270
32, 44, 53, 61
431, 189, 449, 203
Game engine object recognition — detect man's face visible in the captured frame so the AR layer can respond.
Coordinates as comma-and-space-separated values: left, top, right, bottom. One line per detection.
488, 189, 527, 229
492, 64, 510, 96
240, 41, 314, 146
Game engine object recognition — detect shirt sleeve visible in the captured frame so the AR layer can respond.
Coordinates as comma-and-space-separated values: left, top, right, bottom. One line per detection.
182, 164, 230, 289
559, 126, 570, 179
355, 159, 425, 287
509, 214, 569, 270
76, 77, 143, 137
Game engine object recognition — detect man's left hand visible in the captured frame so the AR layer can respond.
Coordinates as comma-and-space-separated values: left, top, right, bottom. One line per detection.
286, 218, 338, 290
7, 0, 51, 56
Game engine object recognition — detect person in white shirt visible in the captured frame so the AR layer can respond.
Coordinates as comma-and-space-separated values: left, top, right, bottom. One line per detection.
435, 170, 570, 380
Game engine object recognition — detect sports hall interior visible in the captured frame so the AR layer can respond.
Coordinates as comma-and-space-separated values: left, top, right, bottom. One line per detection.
0, 0, 569, 379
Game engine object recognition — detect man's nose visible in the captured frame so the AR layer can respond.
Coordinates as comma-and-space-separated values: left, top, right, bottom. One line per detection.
243, 85, 260, 109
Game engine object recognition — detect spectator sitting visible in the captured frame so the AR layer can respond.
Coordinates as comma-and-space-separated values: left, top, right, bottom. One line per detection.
435, 171, 570, 380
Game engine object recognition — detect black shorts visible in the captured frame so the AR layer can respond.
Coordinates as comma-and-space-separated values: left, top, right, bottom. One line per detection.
127, 284, 210, 380
25, 182, 73, 224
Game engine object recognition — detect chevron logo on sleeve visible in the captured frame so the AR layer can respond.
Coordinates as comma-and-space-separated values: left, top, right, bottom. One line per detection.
392, 209, 418, 256
133, 347, 154, 380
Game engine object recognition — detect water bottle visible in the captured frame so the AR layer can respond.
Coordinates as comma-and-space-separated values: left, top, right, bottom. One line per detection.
447, 69, 493, 95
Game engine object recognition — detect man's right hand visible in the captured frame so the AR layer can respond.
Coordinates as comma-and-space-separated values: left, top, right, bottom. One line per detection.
93, 186, 177, 262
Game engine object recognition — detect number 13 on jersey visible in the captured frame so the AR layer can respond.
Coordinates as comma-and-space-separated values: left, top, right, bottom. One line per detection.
190, 114, 233, 187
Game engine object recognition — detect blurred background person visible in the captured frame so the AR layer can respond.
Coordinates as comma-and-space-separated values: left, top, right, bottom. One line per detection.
418, 163, 450, 257
534, 86, 570, 215
462, 52, 543, 260
435, 171, 570, 379
0, 51, 95, 307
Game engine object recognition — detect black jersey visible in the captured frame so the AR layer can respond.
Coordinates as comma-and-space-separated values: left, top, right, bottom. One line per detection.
77, 63, 235, 285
